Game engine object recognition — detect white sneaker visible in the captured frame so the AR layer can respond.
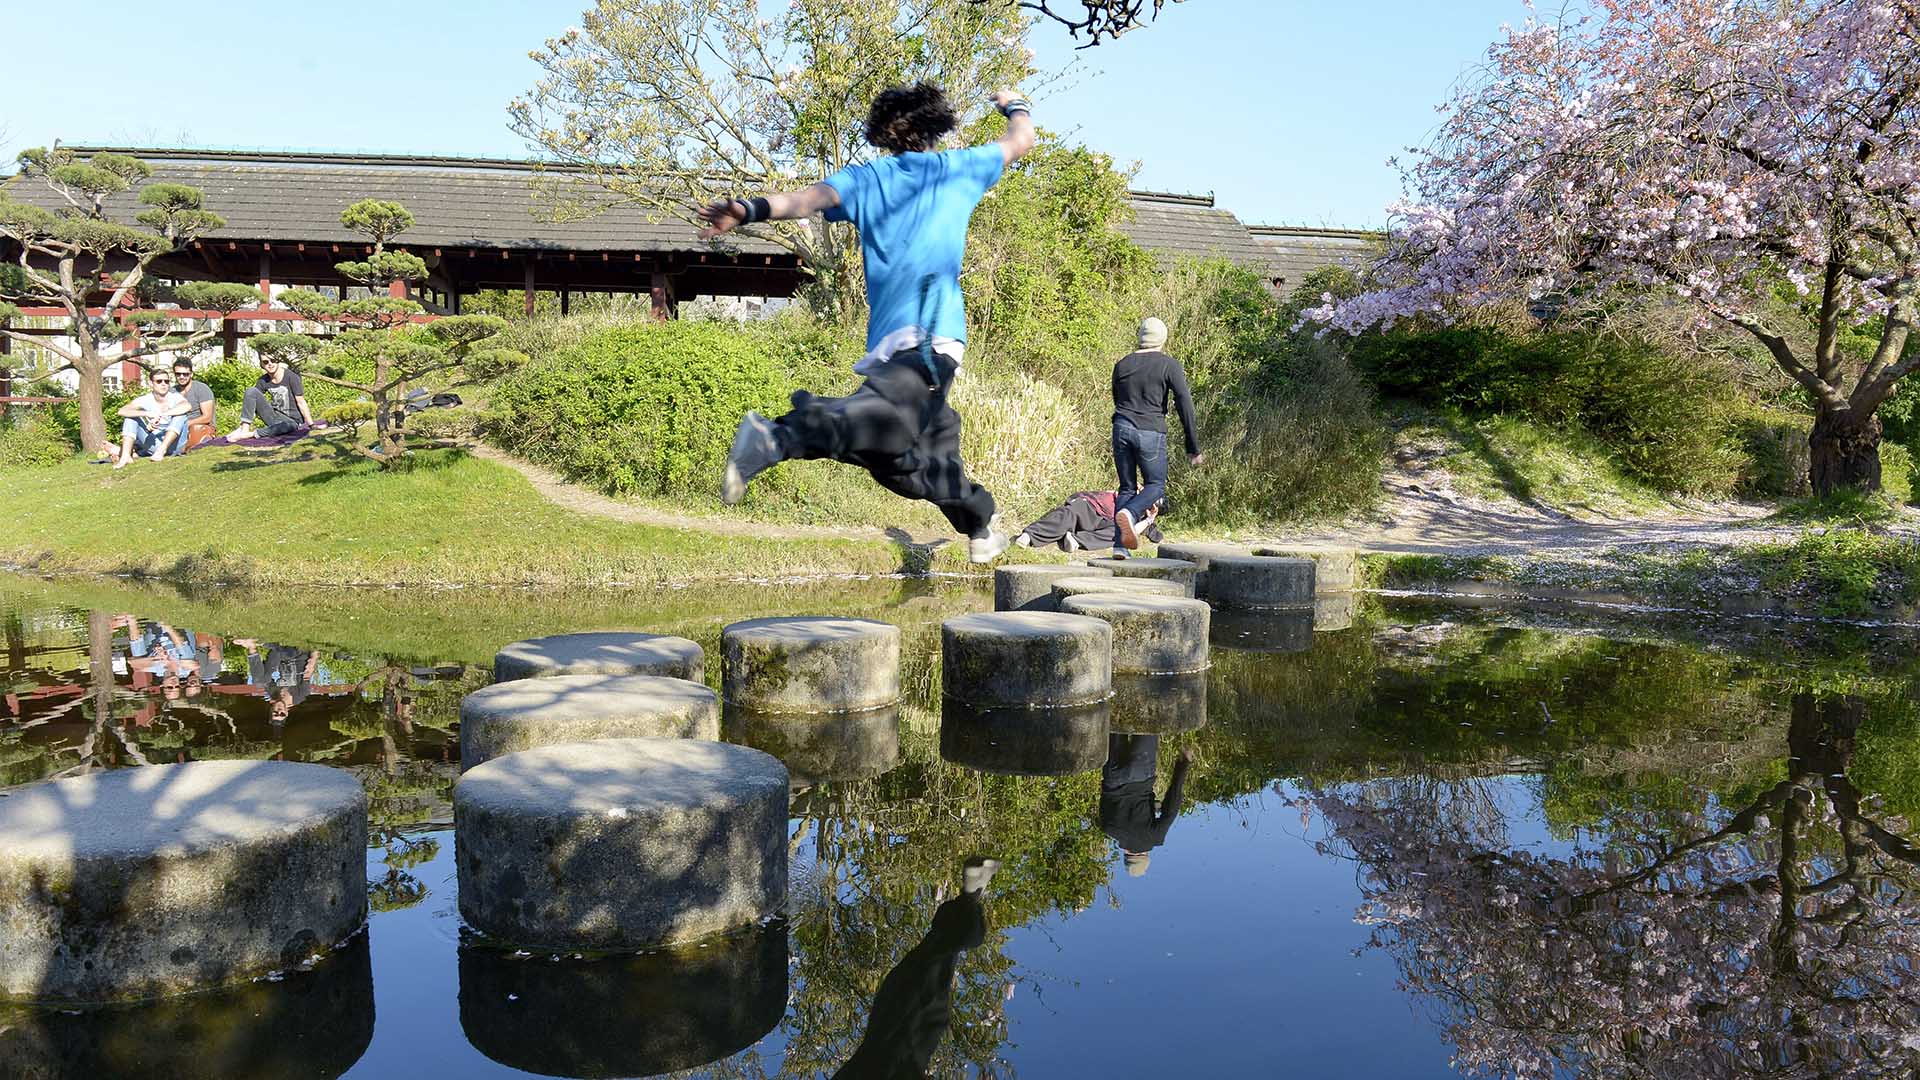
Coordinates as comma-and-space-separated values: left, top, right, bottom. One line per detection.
1110, 547, 1129, 560
969, 530, 1012, 564
1014, 534, 1034, 548
720, 411, 783, 505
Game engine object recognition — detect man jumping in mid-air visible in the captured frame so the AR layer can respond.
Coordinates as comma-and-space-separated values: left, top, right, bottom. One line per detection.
698, 83, 1036, 563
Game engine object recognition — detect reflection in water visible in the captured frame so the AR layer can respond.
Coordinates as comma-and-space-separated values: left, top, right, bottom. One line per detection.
458, 923, 788, 1078
1110, 670, 1208, 734
1101, 735, 1192, 876
1310, 694, 1920, 1078
1210, 608, 1314, 653
0, 930, 374, 1080
834, 857, 1000, 1080
725, 704, 903, 786
940, 699, 1109, 775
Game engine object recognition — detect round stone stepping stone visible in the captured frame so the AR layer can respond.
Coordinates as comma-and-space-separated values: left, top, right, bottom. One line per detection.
1050, 575, 1187, 603
0, 933, 374, 1077
1208, 554, 1316, 610
940, 700, 1110, 775
456, 738, 788, 951
459, 924, 786, 1079
994, 563, 1113, 612
942, 611, 1112, 709
722, 617, 899, 714
1210, 608, 1315, 653
459, 674, 719, 771
1315, 590, 1359, 631
1058, 594, 1211, 675
1252, 545, 1359, 593
1154, 541, 1250, 598
0, 760, 368, 1002
726, 704, 903, 786
494, 631, 705, 683
1111, 671, 1210, 734
1087, 556, 1199, 596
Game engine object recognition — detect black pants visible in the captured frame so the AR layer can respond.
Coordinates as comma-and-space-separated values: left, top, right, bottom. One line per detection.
240, 387, 301, 437
776, 349, 996, 538
833, 893, 987, 1079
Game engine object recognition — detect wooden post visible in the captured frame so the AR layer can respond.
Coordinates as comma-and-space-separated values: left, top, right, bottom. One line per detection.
650, 273, 676, 321
257, 250, 272, 309
388, 278, 407, 299
222, 317, 239, 359
524, 258, 536, 318
560, 287, 570, 316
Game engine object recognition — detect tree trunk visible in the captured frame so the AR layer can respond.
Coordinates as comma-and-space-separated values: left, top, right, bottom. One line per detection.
74, 353, 109, 454
1809, 407, 1882, 497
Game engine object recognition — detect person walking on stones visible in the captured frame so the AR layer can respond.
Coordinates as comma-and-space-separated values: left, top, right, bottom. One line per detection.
1110, 317, 1202, 555
698, 83, 1037, 563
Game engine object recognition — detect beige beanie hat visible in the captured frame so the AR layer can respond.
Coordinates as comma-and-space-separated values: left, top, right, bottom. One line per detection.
1124, 852, 1151, 877
1137, 317, 1168, 350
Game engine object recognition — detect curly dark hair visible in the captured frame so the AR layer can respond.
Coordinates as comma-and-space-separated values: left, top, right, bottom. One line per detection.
865, 83, 957, 154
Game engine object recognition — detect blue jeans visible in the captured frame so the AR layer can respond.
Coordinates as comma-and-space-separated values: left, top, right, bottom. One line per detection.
122, 416, 185, 457
1112, 418, 1168, 522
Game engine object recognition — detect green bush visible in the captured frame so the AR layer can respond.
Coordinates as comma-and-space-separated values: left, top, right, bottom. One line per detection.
484, 321, 789, 497
1735, 412, 1812, 497
198, 358, 259, 404
321, 401, 376, 435
0, 412, 76, 467
407, 406, 480, 442
1881, 441, 1913, 505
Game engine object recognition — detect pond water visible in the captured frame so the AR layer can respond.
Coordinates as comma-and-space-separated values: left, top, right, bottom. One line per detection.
3, 571, 1919, 1079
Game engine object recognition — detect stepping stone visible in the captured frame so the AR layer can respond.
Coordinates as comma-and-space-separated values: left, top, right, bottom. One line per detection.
939, 700, 1110, 776
0, 760, 367, 1002
1087, 556, 1199, 596
1050, 575, 1187, 603
994, 563, 1114, 612
458, 674, 719, 771
1208, 554, 1316, 610
1210, 608, 1315, 653
1111, 671, 1210, 734
1057, 594, 1211, 675
494, 631, 705, 683
1315, 590, 1359, 631
1252, 545, 1359, 593
722, 617, 899, 714
725, 705, 903, 786
0, 934, 374, 1077
459, 924, 786, 1078
942, 611, 1113, 709
456, 738, 787, 951
1153, 541, 1251, 598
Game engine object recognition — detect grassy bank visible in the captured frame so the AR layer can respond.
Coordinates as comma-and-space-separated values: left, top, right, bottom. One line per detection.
0, 438, 932, 587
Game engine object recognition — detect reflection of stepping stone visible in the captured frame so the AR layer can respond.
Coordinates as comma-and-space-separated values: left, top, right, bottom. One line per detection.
1208, 554, 1316, 610
1252, 546, 1359, 593
1087, 556, 1199, 596
1050, 575, 1187, 603
994, 563, 1113, 612
456, 738, 788, 951
458, 674, 720, 770
942, 611, 1112, 708
1112, 671, 1209, 734
494, 631, 705, 683
458, 925, 787, 1079
725, 705, 903, 786
1153, 542, 1250, 598
0, 760, 367, 1002
1059, 594, 1211, 675
721, 617, 899, 714
1210, 608, 1315, 653
1314, 591, 1359, 631
939, 699, 1110, 776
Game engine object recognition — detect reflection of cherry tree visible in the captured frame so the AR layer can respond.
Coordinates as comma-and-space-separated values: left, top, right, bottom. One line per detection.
1309, 695, 1920, 1079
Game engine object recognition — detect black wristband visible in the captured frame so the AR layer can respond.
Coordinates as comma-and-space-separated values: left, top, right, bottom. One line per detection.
997, 98, 1031, 117
737, 196, 771, 224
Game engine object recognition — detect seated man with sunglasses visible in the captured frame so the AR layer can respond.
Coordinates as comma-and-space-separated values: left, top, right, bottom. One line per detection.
108, 371, 192, 468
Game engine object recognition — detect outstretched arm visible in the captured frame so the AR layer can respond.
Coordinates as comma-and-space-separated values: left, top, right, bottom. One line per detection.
991, 89, 1037, 166
697, 184, 843, 239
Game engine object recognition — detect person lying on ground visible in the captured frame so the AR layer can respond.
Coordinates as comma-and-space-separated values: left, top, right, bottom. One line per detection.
1016, 491, 1169, 553
699, 83, 1037, 564
229, 354, 323, 440
108, 371, 191, 468
171, 359, 217, 454
1111, 316, 1203, 554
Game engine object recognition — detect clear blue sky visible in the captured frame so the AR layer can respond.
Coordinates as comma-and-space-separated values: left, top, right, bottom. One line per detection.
0, 0, 1527, 228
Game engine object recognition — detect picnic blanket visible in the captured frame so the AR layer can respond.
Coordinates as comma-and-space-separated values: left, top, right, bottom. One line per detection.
198, 426, 316, 451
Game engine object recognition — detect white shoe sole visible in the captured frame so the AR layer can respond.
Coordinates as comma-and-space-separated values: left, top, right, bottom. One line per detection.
720, 412, 765, 506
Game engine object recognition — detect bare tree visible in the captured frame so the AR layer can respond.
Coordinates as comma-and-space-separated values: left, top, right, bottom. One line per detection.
975, 0, 1184, 46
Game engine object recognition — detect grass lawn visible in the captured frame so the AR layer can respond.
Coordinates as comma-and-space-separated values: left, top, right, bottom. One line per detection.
0, 438, 936, 587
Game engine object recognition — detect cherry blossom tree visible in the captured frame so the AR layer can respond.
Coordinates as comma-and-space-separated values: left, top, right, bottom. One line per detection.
1308, 694, 1920, 1079
1312, 1, 1920, 495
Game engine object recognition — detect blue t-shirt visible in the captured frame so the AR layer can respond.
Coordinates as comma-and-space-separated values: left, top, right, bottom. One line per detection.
822, 144, 1005, 353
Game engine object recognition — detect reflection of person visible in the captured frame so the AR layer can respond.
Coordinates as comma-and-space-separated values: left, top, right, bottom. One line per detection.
700, 84, 1037, 564
834, 857, 1000, 1079
1111, 318, 1203, 553
1100, 736, 1192, 877
1016, 491, 1168, 554
237, 639, 318, 724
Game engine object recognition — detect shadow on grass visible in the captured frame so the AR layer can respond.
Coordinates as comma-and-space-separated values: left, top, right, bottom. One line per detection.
1425, 411, 1536, 505
293, 448, 472, 487
883, 526, 949, 576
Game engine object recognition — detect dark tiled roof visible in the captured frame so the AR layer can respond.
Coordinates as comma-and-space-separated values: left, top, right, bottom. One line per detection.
2, 148, 782, 256
1248, 226, 1383, 290
1119, 190, 1272, 270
